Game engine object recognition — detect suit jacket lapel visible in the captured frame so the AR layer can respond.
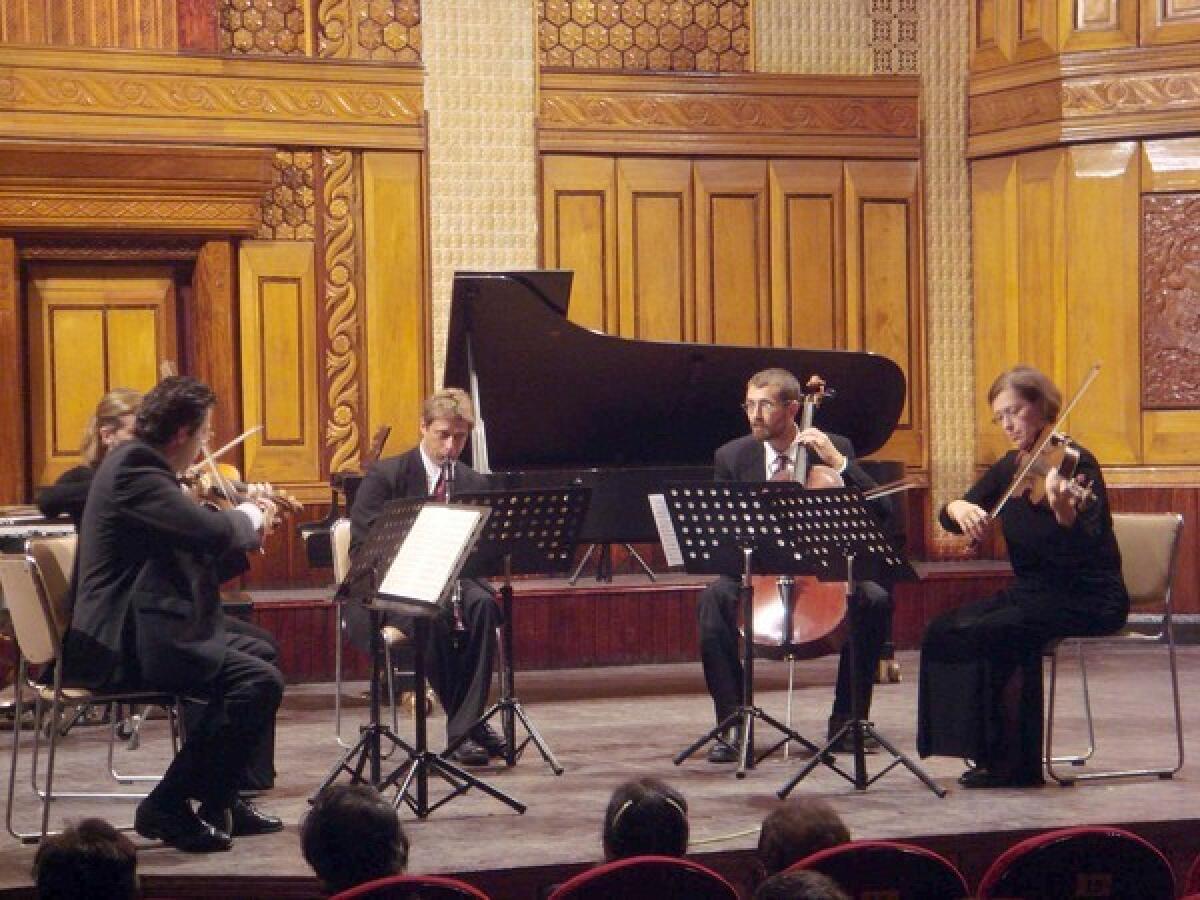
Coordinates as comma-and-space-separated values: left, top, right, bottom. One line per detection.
404, 449, 430, 498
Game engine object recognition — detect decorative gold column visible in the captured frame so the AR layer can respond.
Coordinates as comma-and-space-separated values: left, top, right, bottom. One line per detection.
422, 0, 538, 382
922, 0, 974, 557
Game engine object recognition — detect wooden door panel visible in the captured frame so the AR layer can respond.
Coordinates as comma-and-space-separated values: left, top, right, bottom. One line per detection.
694, 159, 768, 346
1016, 149, 1067, 383
27, 263, 175, 485
617, 157, 693, 341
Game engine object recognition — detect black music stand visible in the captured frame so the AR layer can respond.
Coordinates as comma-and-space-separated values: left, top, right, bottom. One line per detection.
314, 497, 525, 817
447, 488, 590, 775
764, 486, 944, 798
666, 483, 827, 779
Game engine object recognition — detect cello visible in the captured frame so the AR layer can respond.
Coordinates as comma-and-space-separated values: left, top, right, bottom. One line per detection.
749, 376, 848, 661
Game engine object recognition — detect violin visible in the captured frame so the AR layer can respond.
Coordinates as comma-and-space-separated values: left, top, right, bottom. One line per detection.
1011, 429, 1095, 510
750, 375, 848, 660
181, 461, 304, 516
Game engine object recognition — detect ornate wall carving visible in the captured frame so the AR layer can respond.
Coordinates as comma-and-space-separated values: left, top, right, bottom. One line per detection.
321, 149, 362, 473
0, 0, 179, 50
1142, 193, 1200, 408
870, 0, 919, 74
0, 49, 424, 149
316, 0, 421, 61
259, 151, 316, 241
220, 0, 307, 56
537, 0, 750, 72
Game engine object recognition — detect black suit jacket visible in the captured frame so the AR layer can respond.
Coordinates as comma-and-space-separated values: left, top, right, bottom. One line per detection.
61, 440, 260, 692
712, 432, 894, 534
350, 447, 489, 555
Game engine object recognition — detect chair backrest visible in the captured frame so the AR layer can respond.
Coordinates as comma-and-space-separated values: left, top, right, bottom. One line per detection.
1186, 848, 1200, 895
330, 873, 491, 899
0, 554, 59, 667
977, 825, 1175, 899
1111, 513, 1183, 614
332, 517, 353, 584
789, 839, 967, 900
27, 535, 77, 636
546, 855, 738, 900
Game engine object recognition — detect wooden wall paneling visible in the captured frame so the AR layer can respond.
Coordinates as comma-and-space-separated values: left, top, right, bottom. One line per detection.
1014, 0, 1058, 61
1139, 138, 1200, 464
541, 155, 618, 333
844, 161, 925, 468
616, 157, 694, 341
693, 159, 769, 346
1063, 142, 1141, 464
1058, 0, 1138, 52
767, 160, 844, 350
191, 240, 241, 457
0, 238, 24, 502
971, 156, 1022, 464
971, 0, 1016, 71
26, 264, 175, 486
1140, 0, 1200, 45
237, 241, 320, 483
362, 152, 428, 454
1016, 149, 1068, 384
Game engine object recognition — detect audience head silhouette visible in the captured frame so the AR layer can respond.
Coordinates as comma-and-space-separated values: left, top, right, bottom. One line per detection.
754, 869, 849, 900
33, 818, 138, 900
302, 784, 410, 894
757, 798, 850, 876
602, 777, 689, 861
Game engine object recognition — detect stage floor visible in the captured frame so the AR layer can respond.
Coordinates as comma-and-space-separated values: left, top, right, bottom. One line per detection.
2, 646, 1198, 898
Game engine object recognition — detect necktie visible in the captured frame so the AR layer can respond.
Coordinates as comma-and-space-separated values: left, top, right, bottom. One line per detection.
432, 470, 447, 501
771, 454, 792, 482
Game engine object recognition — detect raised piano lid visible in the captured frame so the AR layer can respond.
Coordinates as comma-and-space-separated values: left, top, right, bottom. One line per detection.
444, 271, 906, 471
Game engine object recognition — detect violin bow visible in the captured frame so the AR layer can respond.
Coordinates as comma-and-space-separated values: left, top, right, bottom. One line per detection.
986, 362, 1102, 521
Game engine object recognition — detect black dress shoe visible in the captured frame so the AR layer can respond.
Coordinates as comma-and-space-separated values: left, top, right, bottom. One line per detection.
449, 738, 489, 767
827, 729, 881, 754
471, 723, 508, 758
199, 797, 284, 837
135, 799, 232, 853
706, 741, 739, 763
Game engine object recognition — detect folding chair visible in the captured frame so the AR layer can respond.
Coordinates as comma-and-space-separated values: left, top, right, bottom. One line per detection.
1045, 512, 1185, 784
788, 839, 968, 899
1, 541, 184, 842
977, 825, 1174, 899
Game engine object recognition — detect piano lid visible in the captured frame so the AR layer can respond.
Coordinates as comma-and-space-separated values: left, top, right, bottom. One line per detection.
444, 271, 906, 470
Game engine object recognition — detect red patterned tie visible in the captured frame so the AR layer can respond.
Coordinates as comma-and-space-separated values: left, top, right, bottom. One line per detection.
771, 454, 792, 482
432, 470, 447, 501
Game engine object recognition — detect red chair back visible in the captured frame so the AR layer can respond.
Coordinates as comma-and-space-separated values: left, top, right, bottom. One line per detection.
1186, 849, 1200, 895
788, 839, 967, 900
330, 873, 491, 900
977, 826, 1174, 899
546, 855, 738, 900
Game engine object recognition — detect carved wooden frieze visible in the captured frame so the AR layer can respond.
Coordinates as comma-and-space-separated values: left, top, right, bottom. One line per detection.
220, 0, 307, 56
317, 0, 421, 62
538, 0, 749, 72
259, 151, 316, 241
0, 48, 424, 149
321, 149, 362, 474
969, 47, 1200, 156
539, 72, 920, 157
1142, 193, 1200, 409
0, 0, 181, 51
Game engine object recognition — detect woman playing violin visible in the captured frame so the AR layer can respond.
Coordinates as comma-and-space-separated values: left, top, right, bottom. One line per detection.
916, 365, 1128, 788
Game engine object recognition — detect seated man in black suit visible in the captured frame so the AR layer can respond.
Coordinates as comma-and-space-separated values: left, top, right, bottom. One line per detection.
698, 367, 895, 762
62, 376, 284, 852
348, 387, 503, 767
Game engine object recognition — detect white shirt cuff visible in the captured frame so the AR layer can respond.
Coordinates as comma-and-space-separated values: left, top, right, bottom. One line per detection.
236, 501, 265, 531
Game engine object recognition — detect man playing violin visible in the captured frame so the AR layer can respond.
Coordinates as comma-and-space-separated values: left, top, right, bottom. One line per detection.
917, 365, 1128, 788
697, 367, 896, 763
62, 376, 284, 852
348, 387, 503, 768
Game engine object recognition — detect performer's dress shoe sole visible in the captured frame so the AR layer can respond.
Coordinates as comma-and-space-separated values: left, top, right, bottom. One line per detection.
199, 798, 284, 837
135, 800, 232, 853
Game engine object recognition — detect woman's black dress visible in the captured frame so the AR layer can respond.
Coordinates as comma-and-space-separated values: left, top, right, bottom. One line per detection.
916, 444, 1128, 783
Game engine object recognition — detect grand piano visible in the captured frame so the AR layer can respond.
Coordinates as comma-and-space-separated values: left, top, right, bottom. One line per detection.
302, 270, 909, 572
443, 270, 908, 565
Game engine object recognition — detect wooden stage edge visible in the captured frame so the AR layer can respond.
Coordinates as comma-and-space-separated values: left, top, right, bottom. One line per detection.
2, 648, 1199, 899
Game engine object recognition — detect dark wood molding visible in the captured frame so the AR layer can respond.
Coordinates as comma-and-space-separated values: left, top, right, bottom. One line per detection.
0, 238, 25, 503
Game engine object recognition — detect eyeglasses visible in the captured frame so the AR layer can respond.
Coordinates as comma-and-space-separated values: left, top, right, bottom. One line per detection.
991, 405, 1030, 426
741, 399, 781, 414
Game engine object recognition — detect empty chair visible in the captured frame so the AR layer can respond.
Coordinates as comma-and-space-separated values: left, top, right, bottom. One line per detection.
1044, 512, 1185, 784
787, 839, 967, 900
547, 855, 738, 900
331, 873, 490, 899
977, 825, 1174, 899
